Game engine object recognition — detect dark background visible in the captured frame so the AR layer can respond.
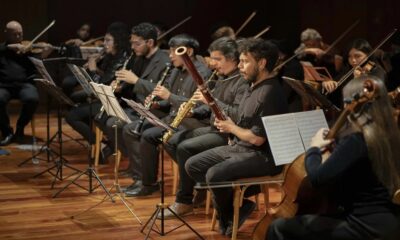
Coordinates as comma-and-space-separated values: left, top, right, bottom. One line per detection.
1, 0, 399, 54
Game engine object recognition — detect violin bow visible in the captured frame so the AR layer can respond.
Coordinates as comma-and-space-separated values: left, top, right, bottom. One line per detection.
253, 26, 271, 39
235, 11, 257, 36
335, 28, 398, 88
81, 36, 104, 46
324, 19, 360, 54
25, 20, 56, 49
157, 16, 192, 41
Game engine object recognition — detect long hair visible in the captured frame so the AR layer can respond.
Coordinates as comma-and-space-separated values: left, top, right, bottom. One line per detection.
343, 75, 400, 196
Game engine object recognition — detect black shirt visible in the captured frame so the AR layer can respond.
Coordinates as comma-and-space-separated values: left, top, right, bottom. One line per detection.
0, 42, 36, 86
232, 76, 289, 151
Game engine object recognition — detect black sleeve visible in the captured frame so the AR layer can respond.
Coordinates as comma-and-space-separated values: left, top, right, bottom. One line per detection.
305, 133, 367, 188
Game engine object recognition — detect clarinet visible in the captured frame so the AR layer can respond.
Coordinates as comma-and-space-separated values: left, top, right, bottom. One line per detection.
131, 63, 172, 136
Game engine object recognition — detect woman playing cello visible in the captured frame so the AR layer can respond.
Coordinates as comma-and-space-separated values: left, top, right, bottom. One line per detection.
267, 75, 400, 240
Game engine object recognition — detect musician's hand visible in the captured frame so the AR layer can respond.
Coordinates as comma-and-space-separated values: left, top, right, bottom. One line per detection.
7, 43, 28, 54
322, 80, 338, 94
214, 117, 235, 133
178, 102, 193, 117
115, 69, 139, 84
191, 89, 207, 104
310, 128, 333, 149
65, 38, 84, 47
152, 85, 171, 100
87, 56, 98, 72
304, 48, 325, 58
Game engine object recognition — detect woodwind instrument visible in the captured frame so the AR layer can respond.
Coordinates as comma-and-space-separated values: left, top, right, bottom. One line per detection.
131, 63, 172, 136
175, 46, 227, 121
97, 53, 134, 118
162, 70, 217, 143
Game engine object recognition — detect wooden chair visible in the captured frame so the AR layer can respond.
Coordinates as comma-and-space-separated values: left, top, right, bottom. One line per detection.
210, 170, 287, 240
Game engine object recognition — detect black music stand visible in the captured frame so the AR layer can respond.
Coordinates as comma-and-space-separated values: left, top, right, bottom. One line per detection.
53, 64, 112, 198
282, 76, 340, 113
123, 98, 204, 240
71, 83, 141, 224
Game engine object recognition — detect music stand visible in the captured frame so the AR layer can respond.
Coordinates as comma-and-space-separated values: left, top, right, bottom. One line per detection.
52, 64, 113, 198
25, 57, 82, 188
71, 83, 141, 224
282, 76, 341, 114
123, 98, 204, 239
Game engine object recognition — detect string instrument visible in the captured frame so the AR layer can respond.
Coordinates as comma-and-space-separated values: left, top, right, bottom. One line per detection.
334, 28, 397, 91
20, 40, 61, 54
175, 46, 227, 121
81, 36, 104, 47
353, 60, 375, 78
252, 79, 379, 240
17, 20, 56, 54
131, 63, 172, 136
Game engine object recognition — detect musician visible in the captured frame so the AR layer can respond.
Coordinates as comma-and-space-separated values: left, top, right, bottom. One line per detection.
268, 75, 400, 240
211, 25, 236, 40
295, 28, 342, 77
324, 39, 387, 106
162, 37, 248, 217
123, 34, 210, 197
0, 21, 38, 145
102, 22, 170, 169
65, 22, 131, 148
186, 39, 289, 236
64, 23, 92, 47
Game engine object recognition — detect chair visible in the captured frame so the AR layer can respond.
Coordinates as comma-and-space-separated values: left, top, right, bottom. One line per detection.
210, 169, 287, 240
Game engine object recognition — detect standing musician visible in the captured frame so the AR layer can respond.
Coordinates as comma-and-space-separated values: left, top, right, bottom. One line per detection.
122, 34, 211, 197
65, 22, 131, 149
268, 75, 400, 240
162, 37, 248, 218
104, 22, 170, 171
0, 21, 40, 145
186, 39, 289, 236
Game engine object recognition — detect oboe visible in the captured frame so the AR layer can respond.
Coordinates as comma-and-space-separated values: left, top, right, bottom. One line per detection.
131, 63, 172, 136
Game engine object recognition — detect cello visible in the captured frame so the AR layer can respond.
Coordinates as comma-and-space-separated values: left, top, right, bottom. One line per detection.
252, 79, 379, 240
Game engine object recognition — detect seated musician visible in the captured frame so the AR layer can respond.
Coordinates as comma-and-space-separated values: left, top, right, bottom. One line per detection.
64, 23, 92, 47
0, 21, 39, 145
268, 75, 400, 240
324, 39, 387, 106
65, 22, 131, 149
186, 39, 289, 236
295, 28, 342, 78
162, 37, 248, 218
122, 34, 211, 197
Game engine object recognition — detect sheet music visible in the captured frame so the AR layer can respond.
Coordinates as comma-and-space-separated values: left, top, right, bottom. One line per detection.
296, 110, 329, 150
29, 57, 56, 85
122, 98, 175, 132
67, 64, 95, 96
80, 46, 103, 60
262, 113, 305, 166
90, 83, 131, 123
262, 109, 328, 166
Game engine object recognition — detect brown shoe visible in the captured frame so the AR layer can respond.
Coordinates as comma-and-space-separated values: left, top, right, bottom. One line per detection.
157, 202, 193, 219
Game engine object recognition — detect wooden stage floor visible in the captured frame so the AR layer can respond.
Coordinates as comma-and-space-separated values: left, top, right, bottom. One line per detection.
0, 112, 280, 240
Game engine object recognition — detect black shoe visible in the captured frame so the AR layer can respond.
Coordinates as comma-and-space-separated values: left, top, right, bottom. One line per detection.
225, 199, 256, 236
0, 133, 14, 146
121, 180, 142, 192
125, 184, 159, 197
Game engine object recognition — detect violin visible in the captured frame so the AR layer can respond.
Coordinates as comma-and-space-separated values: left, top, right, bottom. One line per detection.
20, 40, 60, 54
353, 60, 375, 78
252, 79, 379, 240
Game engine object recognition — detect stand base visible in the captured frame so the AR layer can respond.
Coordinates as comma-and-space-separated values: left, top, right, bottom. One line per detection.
71, 184, 142, 224
141, 203, 204, 239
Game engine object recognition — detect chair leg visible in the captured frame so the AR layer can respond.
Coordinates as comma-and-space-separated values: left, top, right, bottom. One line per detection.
211, 208, 217, 230
172, 160, 179, 195
232, 186, 241, 240
205, 190, 212, 215
94, 127, 103, 167
31, 115, 36, 141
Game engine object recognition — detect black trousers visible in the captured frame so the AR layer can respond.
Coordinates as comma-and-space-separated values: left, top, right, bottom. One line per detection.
186, 145, 282, 227
65, 102, 102, 144
0, 83, 39, 135
164, 126, 228, 205
267, 213, 400, 240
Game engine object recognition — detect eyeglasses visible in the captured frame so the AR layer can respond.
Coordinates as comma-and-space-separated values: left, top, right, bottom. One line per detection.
131, 40, 148, 47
